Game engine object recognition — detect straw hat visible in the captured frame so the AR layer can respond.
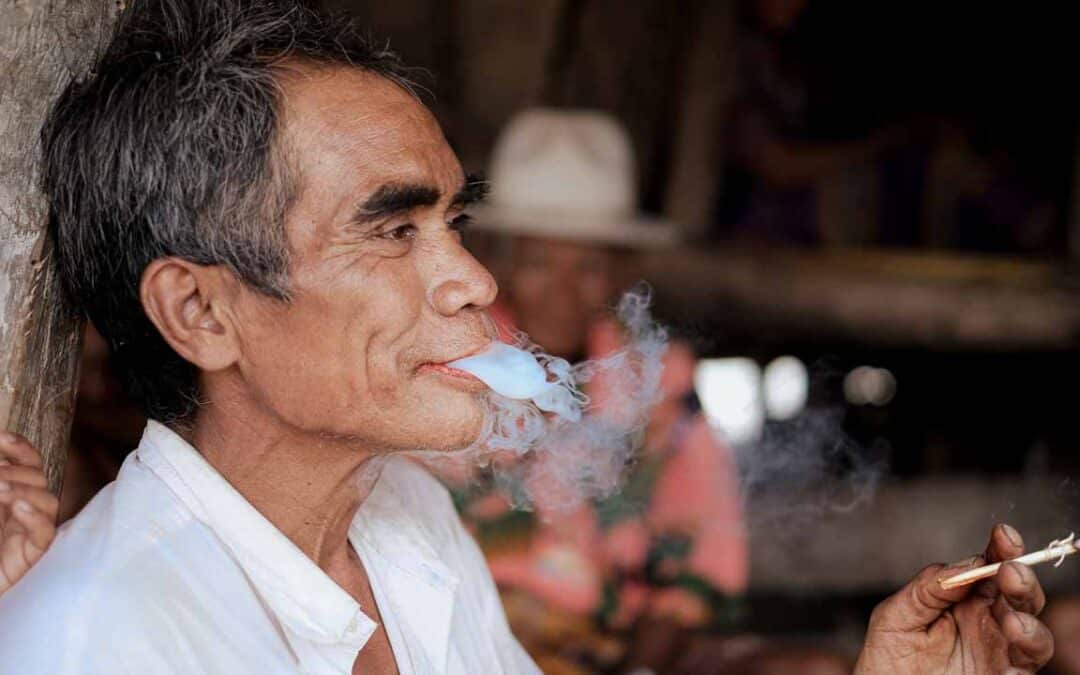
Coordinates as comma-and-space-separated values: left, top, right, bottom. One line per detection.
473, 108, 678, 248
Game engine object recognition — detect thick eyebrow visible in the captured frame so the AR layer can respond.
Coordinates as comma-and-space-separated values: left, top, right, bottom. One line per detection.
354, 182, 441, 223
451, 172, 490, 207
351, 172, 488, 225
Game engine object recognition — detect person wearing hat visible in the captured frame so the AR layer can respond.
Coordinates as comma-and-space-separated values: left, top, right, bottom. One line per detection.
453, 108, 751, 672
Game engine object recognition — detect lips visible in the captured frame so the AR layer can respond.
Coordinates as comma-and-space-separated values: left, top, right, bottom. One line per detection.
420, 363, 483, 382
418, 343, 493, 388
425, 342, 492, 369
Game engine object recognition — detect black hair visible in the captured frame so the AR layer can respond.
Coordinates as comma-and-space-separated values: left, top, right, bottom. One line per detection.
41, 0, 413, 423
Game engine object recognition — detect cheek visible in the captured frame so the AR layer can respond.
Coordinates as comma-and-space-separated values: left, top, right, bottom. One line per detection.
237, 299, 358, 426
235, 261, 426, 434
234, 254, 488, 449
342, 263, 427, 405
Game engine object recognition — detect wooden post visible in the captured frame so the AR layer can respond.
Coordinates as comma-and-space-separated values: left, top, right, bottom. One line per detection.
1, 1, 121, 493
1069, 127, 1080, 261
662, 0, 737, 240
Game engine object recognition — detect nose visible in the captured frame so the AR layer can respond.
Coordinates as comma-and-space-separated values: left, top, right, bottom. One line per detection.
429, 240, 498, 317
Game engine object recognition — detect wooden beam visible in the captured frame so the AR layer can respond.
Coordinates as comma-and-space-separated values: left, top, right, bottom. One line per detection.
1, 1, 121, 492
747, 477, 1079, 593
662, 0, 738, 239
641, 247, 1080, 350
1069, 126, 1080, 261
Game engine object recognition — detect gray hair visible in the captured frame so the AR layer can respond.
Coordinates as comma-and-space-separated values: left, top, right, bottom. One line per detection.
41, 0, 415, 422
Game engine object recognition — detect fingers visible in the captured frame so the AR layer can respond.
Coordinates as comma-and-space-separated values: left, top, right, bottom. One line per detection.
1002, 610, 1054, 671
974, 524, 1028, 601
0, 483, 59, 520
0, 464, 47, 489
9, 499, 56, 550
870, 560, 980, 632
996, 562, 1046, 616
986, 523, 1025, 564
981, 546, 1053, 673
0, 433, 43, 468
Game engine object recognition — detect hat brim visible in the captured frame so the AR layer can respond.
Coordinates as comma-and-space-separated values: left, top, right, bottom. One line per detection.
470, 204, 679, 250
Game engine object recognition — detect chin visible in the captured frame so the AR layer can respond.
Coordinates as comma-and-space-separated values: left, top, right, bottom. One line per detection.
409, 390, 486, 452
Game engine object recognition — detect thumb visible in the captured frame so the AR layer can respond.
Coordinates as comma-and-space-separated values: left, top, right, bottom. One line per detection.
872, 560, 982, 632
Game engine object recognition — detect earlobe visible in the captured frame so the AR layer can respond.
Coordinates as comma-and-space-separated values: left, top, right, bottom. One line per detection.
140, 259, 238, 372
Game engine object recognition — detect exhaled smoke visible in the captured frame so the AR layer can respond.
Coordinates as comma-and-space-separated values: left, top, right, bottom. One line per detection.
430, 287, 668, 513
736, 407, 887, 537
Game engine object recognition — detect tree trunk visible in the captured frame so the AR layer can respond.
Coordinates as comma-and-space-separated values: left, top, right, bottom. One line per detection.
1, 1, 121, 493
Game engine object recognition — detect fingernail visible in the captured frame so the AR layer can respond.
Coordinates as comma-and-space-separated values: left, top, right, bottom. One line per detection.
0, 432, 14, 444
1002, 524, 1022, 547
0, 480, 10, 492
13, 500, 32, 514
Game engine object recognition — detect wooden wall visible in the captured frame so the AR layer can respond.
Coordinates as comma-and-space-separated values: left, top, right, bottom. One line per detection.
320, 0, 738, 236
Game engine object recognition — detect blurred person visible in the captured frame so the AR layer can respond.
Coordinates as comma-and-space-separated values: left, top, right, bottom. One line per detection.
0, 3, 1058, 674
923, 120, 1056, 253
456, 109, 749, 672
720, 0, 922, 245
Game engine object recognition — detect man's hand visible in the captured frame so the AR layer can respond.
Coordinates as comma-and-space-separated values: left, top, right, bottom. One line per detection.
855, 523, 1054, 674
0, 433, 58, 596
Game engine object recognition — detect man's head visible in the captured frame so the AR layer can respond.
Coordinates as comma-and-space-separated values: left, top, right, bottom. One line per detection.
503, 236, 621, 359
473, 108, 676, 359
43, 0, 497, 451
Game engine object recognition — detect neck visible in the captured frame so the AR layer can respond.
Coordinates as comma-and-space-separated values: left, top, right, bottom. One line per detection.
189, 395, 380, 572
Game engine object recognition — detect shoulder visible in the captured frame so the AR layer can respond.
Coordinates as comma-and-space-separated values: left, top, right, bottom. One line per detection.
0, 456, 233, 670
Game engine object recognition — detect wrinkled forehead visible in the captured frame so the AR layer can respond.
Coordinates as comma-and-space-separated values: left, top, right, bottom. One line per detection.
278, 63, 461, 194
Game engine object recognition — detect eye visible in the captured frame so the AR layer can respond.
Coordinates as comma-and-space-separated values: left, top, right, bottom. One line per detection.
381, 223, 418, 241
449, 213, 472, 234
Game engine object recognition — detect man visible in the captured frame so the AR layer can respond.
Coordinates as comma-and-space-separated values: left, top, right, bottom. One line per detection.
0, 2, 530, 673
0, 2, 1056, 674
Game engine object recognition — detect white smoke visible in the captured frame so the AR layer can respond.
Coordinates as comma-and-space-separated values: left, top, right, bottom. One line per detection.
424, 287, 667, 513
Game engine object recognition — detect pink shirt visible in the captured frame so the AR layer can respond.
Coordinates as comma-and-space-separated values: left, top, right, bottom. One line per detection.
474, 307, 749, 625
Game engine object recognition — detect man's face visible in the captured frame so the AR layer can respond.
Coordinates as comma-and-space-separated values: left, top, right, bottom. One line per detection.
228, 65, 497, 452
508, 237, 616, 359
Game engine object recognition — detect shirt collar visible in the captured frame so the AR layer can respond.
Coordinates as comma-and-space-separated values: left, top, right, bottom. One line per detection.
349, 460, 460, 673
135, 421, 378, 651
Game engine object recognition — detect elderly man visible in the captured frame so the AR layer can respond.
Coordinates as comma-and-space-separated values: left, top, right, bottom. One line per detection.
0, 1, 1056, 673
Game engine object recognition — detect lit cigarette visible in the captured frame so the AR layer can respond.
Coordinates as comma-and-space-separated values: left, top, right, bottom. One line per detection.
939, 533, 1077, 590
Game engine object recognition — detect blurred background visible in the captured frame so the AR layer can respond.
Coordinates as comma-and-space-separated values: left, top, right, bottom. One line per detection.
65, 0, 1080, 672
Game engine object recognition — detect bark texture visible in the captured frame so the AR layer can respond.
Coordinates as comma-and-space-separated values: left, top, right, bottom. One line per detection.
1, 0, 121, 492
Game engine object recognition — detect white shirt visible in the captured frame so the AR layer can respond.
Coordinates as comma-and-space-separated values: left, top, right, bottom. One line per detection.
0, 421, 540, 675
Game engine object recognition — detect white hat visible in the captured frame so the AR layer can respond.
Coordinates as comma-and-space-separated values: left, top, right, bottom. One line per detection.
473, 108, 678, 248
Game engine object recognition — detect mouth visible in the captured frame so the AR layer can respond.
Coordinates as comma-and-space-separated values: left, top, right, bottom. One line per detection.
418, 344, 492, 391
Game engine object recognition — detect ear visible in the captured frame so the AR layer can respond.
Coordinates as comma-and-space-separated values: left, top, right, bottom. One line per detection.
140, 258, 240, 372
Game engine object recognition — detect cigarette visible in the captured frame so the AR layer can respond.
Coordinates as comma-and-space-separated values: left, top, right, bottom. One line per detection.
939, 532, 1077, 590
